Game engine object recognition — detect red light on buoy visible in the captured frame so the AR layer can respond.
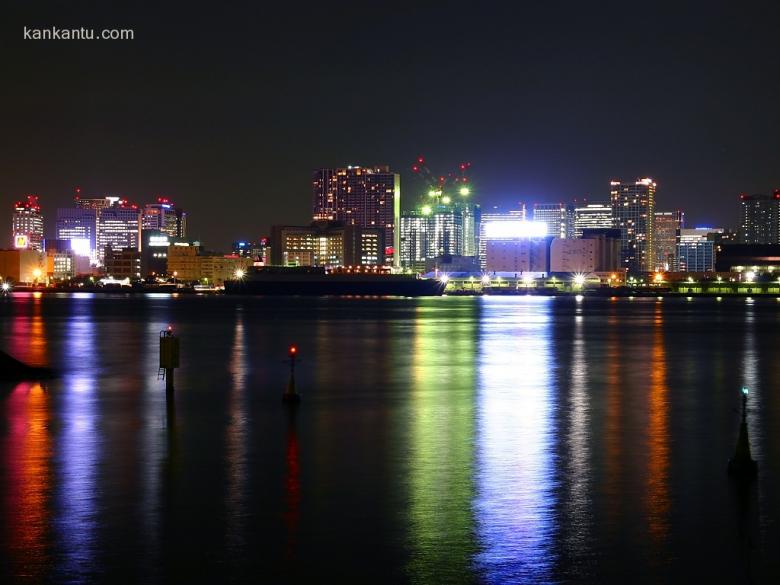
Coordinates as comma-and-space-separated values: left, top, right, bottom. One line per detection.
289, 345, 297, 356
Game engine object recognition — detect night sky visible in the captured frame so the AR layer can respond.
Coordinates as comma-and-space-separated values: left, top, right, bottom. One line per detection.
2, 1, 779, 249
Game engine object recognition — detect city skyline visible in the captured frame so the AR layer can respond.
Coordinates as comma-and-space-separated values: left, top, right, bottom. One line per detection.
3, 3, 779, 249
6, 174, 774, 252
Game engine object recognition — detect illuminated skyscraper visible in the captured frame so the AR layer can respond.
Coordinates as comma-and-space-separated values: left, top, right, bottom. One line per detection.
399, 213, 431, 272
573, 200, 612, 237
533, 203, 573, 239
11, 195, 44, 251
55, 207, 98, 261
312, 166, 400, 266
97, 199, 141, 263
653, 210, 684, 271
610, 178, 656, 273
739, 192, 780, 244
399, 203, 479, 271
142, 197, 187, 238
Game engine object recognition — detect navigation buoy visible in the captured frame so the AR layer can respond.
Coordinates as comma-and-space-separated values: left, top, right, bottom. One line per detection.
283, 345, 301, 404
159, 326, 180, 397
728, 387, 758, 479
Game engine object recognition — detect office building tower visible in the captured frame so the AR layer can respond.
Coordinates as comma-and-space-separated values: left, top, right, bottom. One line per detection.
676, 228, 722, 272
312, 166, 400, 266
142, 197, 187, 238
478, 206, 526, 269
399, 204, 479, 271
573, 200, 612, 237
55, 207, 98, 261
97, 200, 141, 263
739, 192, 780, 244
271, 221, 384, 267
610, 178, 656, 273
11, 195, 44, 251
653, 210, 684, 271
533, 203, 573, 239
399, 213, 431, 272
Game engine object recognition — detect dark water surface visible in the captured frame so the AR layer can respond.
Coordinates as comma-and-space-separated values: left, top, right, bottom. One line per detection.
1, 293, 779, 584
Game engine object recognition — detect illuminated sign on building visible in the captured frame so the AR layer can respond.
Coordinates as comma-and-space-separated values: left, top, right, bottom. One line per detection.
14, 234, 29, 249
70, 238, 91, 257
483, 221, 548, 239
148, 235, 171, 247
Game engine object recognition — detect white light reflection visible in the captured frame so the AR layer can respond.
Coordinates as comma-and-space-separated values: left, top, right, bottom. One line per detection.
140, 316, 172, 576
226, 309, 249, 555
741, 302, 762, 461
475, 297, 556, 582
56, 311, 100, 577
564, 313, 591, 555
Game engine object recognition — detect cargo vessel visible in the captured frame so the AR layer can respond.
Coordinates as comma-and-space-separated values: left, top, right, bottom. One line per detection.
224, 266, 445, 296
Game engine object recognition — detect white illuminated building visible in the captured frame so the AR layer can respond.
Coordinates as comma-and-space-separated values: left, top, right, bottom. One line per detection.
478, 207, 526, 269
483, 220, 550, 273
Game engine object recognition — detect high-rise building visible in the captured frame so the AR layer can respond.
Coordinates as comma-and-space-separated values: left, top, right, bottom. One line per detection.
142, 197, 187, 238
399, 204, 479, 271
11, 195, 44, 251
739, 192, 780, 244
55, 207, 98, 261
97, 200, 141, 263
610, 178, 656, 273
312, 166, 400, 266
653, 210, 684, 271
676, 228, 722, 272
573, 200, 612, 237
533, 203, 573, 239
478, 206, 526, 269
399, 212, 431, 272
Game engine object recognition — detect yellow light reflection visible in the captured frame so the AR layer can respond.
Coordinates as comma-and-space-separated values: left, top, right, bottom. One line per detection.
646, 305, 670, 543
407, 299, 477, 582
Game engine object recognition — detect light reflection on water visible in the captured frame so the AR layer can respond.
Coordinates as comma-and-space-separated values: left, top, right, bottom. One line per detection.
55, 311, 100, 581
474, 297, 556, 583
1, 295, 779, 583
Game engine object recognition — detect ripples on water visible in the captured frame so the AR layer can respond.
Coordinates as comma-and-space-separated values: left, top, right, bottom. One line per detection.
1, 294, 779, 583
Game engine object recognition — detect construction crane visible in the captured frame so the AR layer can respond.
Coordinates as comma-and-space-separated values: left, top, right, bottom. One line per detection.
410, 156, 472, 208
